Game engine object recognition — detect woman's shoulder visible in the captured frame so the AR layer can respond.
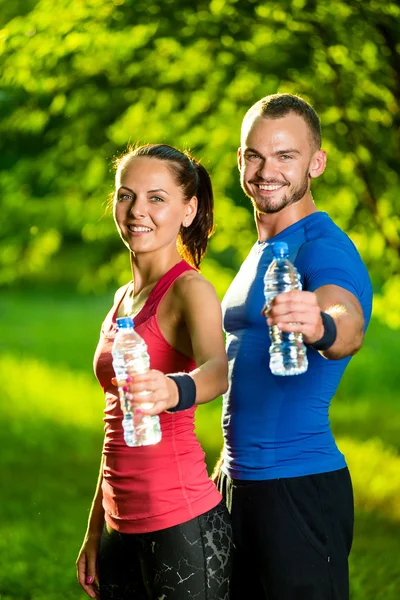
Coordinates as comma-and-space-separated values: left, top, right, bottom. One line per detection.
171, 269, 219, 305
113, 282, 131, 304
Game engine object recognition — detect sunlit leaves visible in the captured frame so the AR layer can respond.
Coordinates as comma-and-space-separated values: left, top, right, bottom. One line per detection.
373, 276, 400, 330
341, 436, 400, 520
0, 0, 399, 322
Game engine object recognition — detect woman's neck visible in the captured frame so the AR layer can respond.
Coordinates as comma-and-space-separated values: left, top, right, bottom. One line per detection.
129, 249, 182, 296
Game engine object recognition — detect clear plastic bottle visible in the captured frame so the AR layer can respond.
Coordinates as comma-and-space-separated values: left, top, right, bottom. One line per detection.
112, 316, 161, 446
263, 241, 308, 376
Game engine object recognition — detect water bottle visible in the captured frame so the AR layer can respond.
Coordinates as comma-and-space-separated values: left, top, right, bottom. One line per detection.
112, 316, 161, 446
263, 241, 308, 376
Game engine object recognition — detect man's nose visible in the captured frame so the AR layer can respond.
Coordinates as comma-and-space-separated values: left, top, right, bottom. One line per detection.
257, 158, 278, 180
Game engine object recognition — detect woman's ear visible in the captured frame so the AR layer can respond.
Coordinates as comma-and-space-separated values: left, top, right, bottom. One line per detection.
182, 196, 198, 227
237, 147, 243, 171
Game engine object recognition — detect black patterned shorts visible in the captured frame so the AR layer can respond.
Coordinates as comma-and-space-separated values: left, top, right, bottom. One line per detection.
98, 501, 234, 600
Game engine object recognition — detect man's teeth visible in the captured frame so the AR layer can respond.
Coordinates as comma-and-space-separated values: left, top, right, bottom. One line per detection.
259, 184, 282, 191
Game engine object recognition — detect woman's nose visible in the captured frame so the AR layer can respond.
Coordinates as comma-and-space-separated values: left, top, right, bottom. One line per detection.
129, 196, 147, 218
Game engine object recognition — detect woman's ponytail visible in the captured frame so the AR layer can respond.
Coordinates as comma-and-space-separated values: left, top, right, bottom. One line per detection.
178, 159, 214, 269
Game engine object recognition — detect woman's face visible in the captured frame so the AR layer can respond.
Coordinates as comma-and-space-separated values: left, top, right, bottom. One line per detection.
114, 156, 197, 257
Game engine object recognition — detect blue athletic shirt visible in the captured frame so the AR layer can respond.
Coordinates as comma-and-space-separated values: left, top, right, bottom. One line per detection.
221, 212, 373, 480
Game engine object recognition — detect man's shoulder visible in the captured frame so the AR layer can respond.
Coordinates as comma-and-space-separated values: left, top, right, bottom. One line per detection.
294, 213, 372, 307
298, 212, 360, 259
303, 212, 349, 244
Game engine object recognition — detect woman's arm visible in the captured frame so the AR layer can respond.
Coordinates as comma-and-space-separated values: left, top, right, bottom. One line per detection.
117, 272, 228, 413
76, 456, 105, 599
174, 271, 228, 403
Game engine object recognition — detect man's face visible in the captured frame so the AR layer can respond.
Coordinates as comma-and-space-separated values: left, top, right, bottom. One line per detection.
239, 113, 317, 214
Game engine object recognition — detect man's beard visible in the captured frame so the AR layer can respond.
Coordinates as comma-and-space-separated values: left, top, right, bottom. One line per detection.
243, 171, 310, 214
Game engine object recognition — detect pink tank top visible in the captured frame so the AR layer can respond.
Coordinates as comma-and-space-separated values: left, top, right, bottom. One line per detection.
93, 260, 221, 533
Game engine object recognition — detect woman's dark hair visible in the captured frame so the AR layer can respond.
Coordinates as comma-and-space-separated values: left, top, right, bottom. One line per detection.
114, 144, 214, 269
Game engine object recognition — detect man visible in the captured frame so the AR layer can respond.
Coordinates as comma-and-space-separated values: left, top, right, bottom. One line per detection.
216, 94, 373, 600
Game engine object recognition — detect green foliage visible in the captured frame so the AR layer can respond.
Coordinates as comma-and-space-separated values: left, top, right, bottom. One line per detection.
0, 0, 399, 326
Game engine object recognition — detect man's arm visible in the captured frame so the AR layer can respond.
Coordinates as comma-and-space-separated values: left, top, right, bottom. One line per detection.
265, 284, 365, 360
314, 284, 365, 359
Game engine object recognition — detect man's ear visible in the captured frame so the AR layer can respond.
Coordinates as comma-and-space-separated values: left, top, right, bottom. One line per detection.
309, 149, 327, 179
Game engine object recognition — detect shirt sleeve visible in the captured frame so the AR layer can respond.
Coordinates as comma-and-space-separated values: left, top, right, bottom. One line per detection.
295, 238, 367, 301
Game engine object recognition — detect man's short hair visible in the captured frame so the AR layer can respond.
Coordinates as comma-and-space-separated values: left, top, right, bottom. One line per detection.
242, 93, 322, 150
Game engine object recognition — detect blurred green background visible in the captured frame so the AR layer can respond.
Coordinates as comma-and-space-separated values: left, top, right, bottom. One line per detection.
1, 0, 399, 598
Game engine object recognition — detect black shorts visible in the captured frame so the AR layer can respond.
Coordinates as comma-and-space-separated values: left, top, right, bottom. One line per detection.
218, 468, 354, 600
98, 500, 233, 599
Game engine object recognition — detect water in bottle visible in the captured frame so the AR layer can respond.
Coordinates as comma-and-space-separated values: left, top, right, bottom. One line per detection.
263, 241, 308, 376
112, 316, 161, 446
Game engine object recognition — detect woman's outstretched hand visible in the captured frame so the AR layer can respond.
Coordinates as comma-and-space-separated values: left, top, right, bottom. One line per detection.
112, 369, 180, 415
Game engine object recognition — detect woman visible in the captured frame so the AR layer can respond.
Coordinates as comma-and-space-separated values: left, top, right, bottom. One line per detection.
76, 144, 233, 599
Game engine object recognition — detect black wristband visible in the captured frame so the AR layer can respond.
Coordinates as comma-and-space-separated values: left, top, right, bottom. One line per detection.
309, 311, 337, 351
166, 373, 197, 412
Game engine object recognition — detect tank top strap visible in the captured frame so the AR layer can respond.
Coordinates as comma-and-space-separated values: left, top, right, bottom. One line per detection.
134, 260, 196, 326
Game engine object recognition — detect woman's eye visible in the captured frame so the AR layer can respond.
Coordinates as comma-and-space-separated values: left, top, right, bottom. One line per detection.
118, 193, 133, 201
151, 196, 164, 203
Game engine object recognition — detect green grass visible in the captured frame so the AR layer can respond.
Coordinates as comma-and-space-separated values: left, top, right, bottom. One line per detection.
331, 318, 400, 451
0, 286, 114, 372
0, 288, 399, 599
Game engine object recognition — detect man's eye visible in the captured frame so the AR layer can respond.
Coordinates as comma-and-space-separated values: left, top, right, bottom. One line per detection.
280, 155, 293, 160
246, 153, 260, 160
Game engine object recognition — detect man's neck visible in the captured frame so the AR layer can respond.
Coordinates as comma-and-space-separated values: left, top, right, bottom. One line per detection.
255, 199, 318, 242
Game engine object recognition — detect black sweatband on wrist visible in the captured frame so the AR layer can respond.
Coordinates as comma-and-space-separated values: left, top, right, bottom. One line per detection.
309, 311, 337, 351
166, 373, 196, 412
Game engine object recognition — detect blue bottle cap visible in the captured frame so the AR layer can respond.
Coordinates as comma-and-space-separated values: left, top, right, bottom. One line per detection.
272, 241, 289, 258
116, 316, 134, 329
